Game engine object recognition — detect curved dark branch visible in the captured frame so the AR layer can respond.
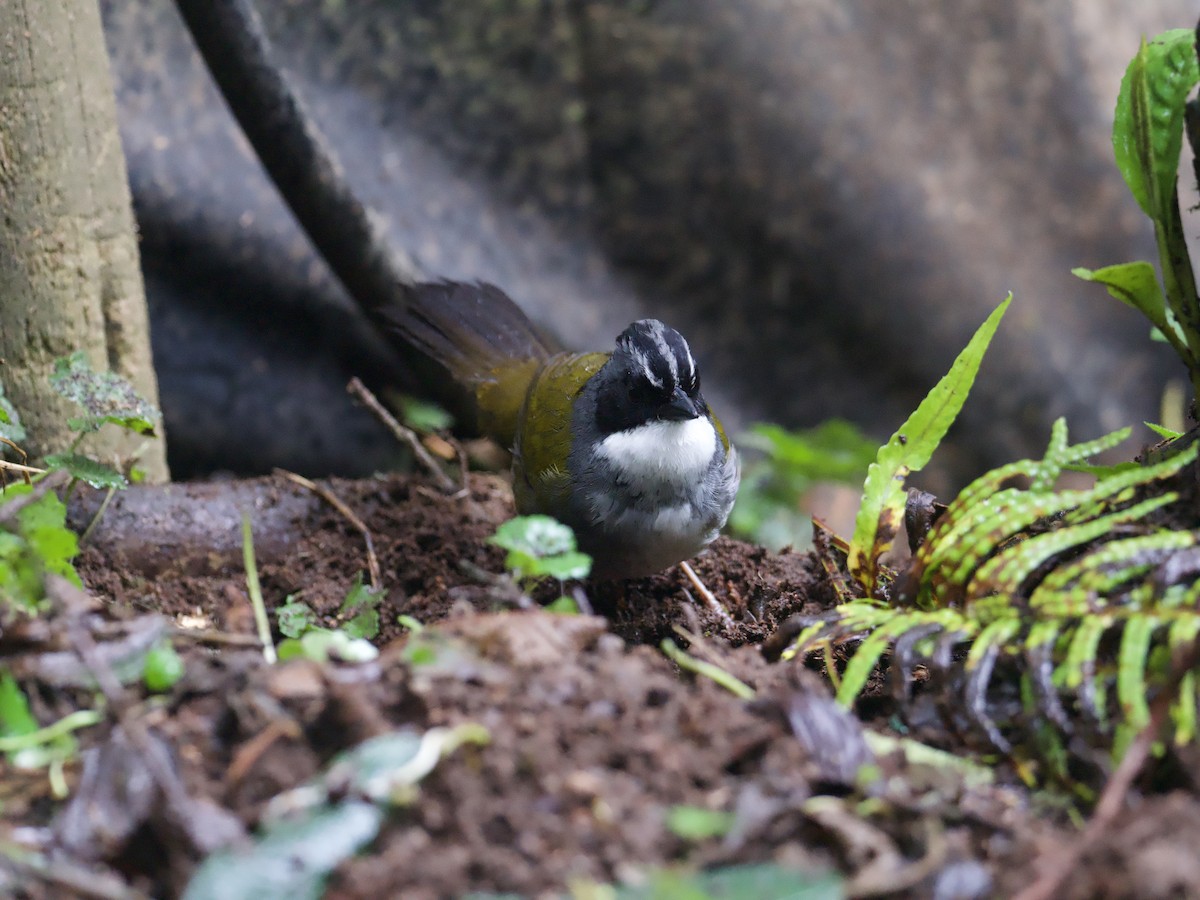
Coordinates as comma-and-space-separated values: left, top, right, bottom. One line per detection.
173, 0, 422, 322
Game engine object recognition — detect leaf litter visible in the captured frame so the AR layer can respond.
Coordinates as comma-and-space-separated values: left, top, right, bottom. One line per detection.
0, 471, 1197, 897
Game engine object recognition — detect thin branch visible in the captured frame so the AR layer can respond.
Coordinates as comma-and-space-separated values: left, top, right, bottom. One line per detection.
169, 626, 265, 647
242, 515, 277, 664
347, 377, 458, 492
275, 468, 382, 589
680, 560, 734, 630
172, 0, 422, 325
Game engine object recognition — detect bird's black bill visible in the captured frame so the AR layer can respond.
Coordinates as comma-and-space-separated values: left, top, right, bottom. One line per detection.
658, 389, 700, 421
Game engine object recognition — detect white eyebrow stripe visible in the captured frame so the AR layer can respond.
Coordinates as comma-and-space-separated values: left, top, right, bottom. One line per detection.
646, 320, 677, 383
631, 348, 663, 387
682, 342, 695, 383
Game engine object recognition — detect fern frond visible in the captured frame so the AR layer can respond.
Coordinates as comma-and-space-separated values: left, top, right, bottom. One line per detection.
807, 416, 1200, 778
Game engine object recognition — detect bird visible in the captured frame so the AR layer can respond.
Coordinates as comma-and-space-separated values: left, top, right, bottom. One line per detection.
382, 281, 739, 579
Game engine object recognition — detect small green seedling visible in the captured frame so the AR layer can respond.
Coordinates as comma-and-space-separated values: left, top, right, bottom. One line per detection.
143, 640, 186, 692
338, 574, 382, 640
396, 614, 424, 634
277, 596, 319, 638
396, 394, 455, 434
49, 351, 160, 437
543, 595, 581, 614
273, 577, 382, 662
488, 515, 592, 607
660, 638, 755, 700
0, 669, 99, 797
277, 628, 378, 664
0, 669, 41, 764
242, 516, 277, 664
0, 483, 83, 611
41, 351, 164, 490
665, 805, 735, 841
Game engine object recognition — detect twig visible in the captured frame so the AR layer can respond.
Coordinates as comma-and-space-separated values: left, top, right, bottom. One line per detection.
0, 459, 44, 476
79, 484, 118, 544
242, 515, 277, 664
1013, 639, 1200, 900
0, 436, 35, 488
661, 637, 755, 700
169, 626, 264, 647
226, 716, 302, 785
0, 709, 103, 753
347, 377, 458, 492
0, 839, 148, 900
454, 436, 471, 494
679, 560, 735, 630
671, 623, 726, 669
275, 468, 382, 589
171, 0, 422, 322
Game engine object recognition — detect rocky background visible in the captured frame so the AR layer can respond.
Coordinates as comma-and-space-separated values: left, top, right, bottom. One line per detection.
101, 0, 1194, 486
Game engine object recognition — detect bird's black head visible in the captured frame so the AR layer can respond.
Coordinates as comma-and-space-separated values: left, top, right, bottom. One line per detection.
593, 319, 707, 434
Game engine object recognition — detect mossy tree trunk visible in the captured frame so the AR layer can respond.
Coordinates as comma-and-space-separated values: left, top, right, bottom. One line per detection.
0, 0, 168, 482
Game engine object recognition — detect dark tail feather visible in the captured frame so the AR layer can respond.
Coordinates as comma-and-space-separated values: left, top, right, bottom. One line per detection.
380, 281, 554, 445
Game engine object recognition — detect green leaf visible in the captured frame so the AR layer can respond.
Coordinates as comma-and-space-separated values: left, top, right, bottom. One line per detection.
396, 614, 424, 633
544, 595, 580, 614
1072, 263, 1179, 344
661, 638, 757, 700
531, 551, 592, 581
396, 395, 455, 433
617, 864, 843, 900
488, 515, 593, 581
183, 800, 384, 900
730, 419, 878, 548
42, 453, 127, 489
0, 670, 38, 741
277, 628, 378, 664
849, 295, 1010, 593
1145, 421, 1184, 441
835, 626, 895, 707
1117, 614, 1159, 736
318, 725, 490, 804
143, 641, 185, 692
0, 670, 83, 769
489, 515, 577, 558
666, 805, 734, 840
276, 598, 319, 639
185, 726, 485, 899
16, 491, 81, 588
739, 419, 878, 484
343, 608, 380, 641
1113, 30, 1199, 223
49, 352, 160, 436
339, 575, 383, 640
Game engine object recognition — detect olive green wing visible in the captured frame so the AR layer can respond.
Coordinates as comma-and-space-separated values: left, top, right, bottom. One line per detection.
709, 406, 732, 453
512, 351, 609, 517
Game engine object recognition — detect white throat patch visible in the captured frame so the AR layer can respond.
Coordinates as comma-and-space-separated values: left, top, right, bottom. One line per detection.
596, 417, 717, 484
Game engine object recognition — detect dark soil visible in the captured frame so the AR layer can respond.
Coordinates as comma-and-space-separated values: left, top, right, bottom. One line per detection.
4, 470, 1200, 898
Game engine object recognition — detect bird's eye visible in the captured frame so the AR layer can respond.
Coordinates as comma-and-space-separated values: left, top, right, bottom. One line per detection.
684, 371, 700, 394
628, 373, 668, 405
